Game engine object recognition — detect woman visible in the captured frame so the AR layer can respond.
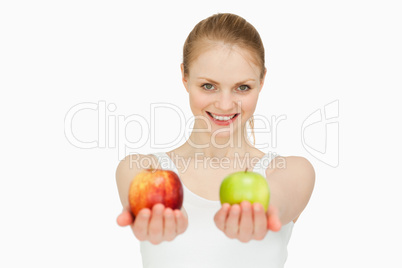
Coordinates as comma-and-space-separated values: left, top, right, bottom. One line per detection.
116, 13, 315, 267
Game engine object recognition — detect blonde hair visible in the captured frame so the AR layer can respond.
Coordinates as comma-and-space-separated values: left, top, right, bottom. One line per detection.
182, 13, 265, 145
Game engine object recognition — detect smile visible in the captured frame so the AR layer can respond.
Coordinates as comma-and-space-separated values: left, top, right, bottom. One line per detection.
206, 111, 239, 125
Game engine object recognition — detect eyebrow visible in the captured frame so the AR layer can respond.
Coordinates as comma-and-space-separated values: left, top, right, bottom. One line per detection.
197, 77, 255, 86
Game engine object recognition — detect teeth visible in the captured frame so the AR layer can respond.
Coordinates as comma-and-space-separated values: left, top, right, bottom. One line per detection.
210, 113, 236, 121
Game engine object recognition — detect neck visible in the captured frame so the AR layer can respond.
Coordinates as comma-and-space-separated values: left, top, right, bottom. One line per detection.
182, 127, 255, 158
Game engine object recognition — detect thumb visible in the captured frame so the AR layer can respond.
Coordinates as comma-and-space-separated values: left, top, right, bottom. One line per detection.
266, 205, 282, 232
116, 207, 134, 227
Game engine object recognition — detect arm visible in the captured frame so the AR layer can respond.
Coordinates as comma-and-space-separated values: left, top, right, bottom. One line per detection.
116, 154, 141, 210
115, 154, 188, 244
266, 156, 315, 225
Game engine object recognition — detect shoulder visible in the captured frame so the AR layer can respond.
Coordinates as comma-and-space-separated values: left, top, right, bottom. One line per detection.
115, 153, 159, 188
265, 156, 315, 195
267, 155, 314, 174
116, 154, 159, 181
266, 155, 315, 201
115, 154, 145, 176
287, 156, 315, 178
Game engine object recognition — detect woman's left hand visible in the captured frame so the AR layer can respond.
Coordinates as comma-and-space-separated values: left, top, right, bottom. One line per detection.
214, 201, 282, 243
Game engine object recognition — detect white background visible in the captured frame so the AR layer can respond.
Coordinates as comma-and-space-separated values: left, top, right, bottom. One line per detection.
1, 0, 401, 267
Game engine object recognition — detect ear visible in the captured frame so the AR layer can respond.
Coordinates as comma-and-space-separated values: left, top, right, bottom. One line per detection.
180, 63, 189, 92
259, 68, 267, 92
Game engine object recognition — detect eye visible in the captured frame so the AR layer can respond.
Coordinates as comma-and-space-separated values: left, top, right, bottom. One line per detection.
202, 83, 215, 90
237, 85, 250, 91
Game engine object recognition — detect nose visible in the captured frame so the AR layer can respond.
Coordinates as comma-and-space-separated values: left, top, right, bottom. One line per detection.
214, 90, 236, 111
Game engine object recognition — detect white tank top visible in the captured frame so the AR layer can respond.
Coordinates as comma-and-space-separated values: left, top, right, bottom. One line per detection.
140, 152, 294, 268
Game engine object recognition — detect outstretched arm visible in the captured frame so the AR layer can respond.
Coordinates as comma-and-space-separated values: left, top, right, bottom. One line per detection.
267, 156, 315, 225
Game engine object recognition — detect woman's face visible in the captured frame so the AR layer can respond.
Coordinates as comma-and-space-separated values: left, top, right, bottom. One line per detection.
182, 44, 266, 141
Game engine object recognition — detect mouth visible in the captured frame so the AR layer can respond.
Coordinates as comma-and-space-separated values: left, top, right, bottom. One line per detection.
206, 111, 240, 125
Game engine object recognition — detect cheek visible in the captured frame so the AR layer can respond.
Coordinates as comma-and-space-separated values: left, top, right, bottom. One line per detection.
189, 91, 209, 113
239, 93, 259, 115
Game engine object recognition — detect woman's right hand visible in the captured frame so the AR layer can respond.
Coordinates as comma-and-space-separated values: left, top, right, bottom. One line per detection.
116, 204, 188, 245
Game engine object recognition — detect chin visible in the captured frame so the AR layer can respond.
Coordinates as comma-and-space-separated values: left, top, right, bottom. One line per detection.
210, 124, 244, 141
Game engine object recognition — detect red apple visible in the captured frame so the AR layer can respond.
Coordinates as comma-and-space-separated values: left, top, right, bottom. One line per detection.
128, 168, 183, 216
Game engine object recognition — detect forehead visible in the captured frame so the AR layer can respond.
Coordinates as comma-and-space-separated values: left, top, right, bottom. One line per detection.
189, 44, 261, 81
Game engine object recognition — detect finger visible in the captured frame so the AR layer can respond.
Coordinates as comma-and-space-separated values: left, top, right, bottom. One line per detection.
238, 201, 253, 243
132, 208, 151, 241
252, 203, 268, 240
214, 203, 230, 231
267, 205, 282, 232
225, 204, 241, 239
163, 208, 176, 241
148, 204, 164, 244
116, 209, 134, 226
175, 209, 188, 235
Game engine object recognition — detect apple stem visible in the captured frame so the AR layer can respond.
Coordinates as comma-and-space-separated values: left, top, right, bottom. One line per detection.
245, 167, 248, 173
149, 164, 153, 172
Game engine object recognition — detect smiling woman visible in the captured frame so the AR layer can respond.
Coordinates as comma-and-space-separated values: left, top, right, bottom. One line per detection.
183, 44, 263, 140
115, 13, 315, 268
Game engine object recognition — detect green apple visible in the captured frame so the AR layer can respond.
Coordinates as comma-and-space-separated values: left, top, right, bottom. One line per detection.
219, 170, 270, 211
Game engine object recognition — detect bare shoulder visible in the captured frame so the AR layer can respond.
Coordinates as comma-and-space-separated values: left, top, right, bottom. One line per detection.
267, 155, 315, 179
287, 156, 315, 180
115, 153, 159, 207
116, 154, 158, 178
